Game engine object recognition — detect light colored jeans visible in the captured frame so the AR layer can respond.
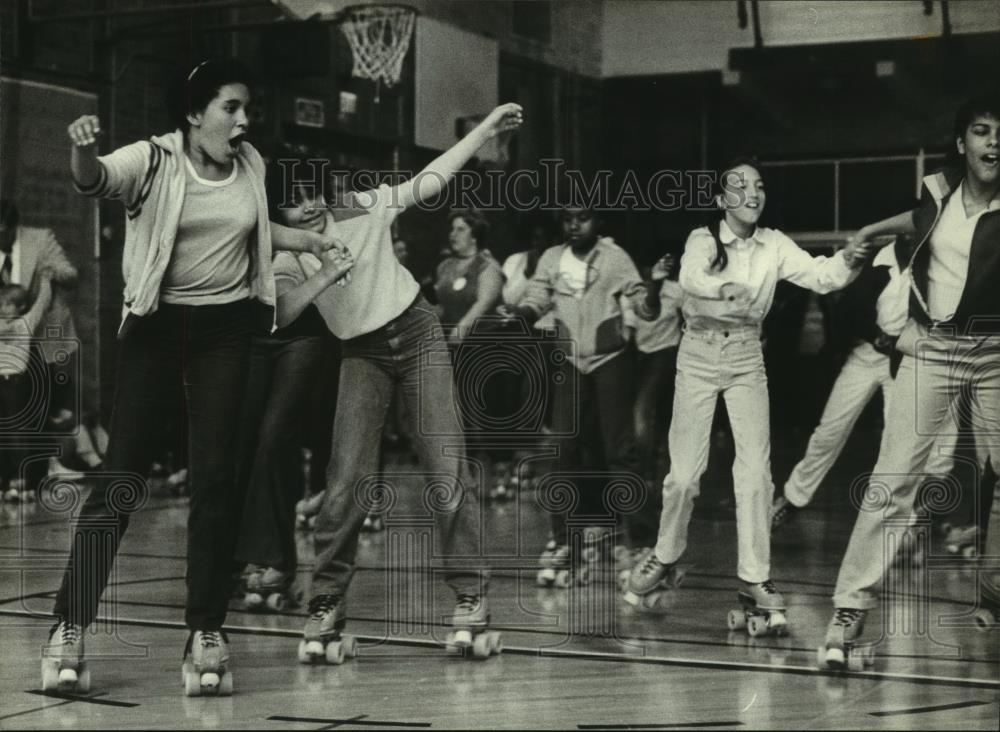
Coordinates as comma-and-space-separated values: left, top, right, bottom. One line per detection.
654, 326, 773, 583
834, 330, 1000, 609
785, 343, 964, 508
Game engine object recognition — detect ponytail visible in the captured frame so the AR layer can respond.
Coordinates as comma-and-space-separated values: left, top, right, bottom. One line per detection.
709, 218, 728, 272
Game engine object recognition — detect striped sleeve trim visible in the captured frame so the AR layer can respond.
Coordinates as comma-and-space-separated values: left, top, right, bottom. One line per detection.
72, 163, 108, 197
126, 144, 162, 220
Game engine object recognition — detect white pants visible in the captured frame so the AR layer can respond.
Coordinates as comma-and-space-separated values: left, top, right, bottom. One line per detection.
784, 343, 971, 508
834, 331, 1000, 609
654, 327, 773, 583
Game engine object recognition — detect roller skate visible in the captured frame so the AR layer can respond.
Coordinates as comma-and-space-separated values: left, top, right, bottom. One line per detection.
298, 594, 357, 665
488, 461, 515, 502
818, 608, 873, 671
41, 620, 90, 693
182, 630, 232, 696
621, 548, 685, 609
943, 524, 979, 560
167, 467, 189, 498
445, 593, 502, 659
4, 478, 25, 503
770, 495, 799, 530
536, 542, 592, 588
613, 545, 648, 588
295, 492, 324, 531
244, 567, 299, 613
726, 580, 788, 637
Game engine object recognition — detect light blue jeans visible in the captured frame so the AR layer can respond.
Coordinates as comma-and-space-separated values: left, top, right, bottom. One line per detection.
653, 326, 774, 583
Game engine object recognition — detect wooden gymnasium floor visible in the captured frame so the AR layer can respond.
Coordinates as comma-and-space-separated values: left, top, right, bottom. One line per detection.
0, 447, 998, 730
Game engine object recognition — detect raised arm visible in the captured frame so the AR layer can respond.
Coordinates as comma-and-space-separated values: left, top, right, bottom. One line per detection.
394, 104, 523, 211
68, 115, 102, 191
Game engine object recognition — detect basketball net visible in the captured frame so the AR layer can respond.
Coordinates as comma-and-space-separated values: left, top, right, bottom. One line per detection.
339, 4, 416, 101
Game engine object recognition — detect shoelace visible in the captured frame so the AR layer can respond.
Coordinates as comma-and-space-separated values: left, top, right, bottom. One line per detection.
455, 594, 479, 613
199, 631, 223, 649
758, 580, 778, 595
60, 622, 81, 644
638, 551, 663, 576
308, 595, 339, 619
833, 608, 864, 627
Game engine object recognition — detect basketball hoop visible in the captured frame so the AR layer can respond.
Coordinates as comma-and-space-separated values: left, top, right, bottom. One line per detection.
338, 3, 417, 102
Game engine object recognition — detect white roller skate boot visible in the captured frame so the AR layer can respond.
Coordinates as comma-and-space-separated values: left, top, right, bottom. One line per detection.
298, 594, 356, 665
445, 593, 501, 659
41, 620, 89, 693
727, 580, 788, 637
622, 548, 685, 609
819, 608, 872, 671
182, 630, 233, 696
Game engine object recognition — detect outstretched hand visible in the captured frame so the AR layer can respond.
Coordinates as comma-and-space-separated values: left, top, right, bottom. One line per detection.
68, 115, 101, 147
651, 253, 676, 282
482, 103, 524, 139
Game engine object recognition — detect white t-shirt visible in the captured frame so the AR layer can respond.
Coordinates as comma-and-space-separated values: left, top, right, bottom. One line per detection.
928, 182, 1000, 321
558, 247, 589, 299
282, 185, 420, 339
160, 157, 255, 305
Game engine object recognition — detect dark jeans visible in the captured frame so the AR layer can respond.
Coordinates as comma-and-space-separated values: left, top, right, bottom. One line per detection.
311, 296, 484, 598
305, 337, 340, 497
0, 361, 48, 490
53, 300, 253, 631
635, 346, 678, 486
548, 349, 653, 547
235, 333, 330, 571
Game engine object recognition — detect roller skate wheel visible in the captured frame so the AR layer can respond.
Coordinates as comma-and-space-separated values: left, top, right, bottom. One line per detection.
973, 608, 997, 631
554, 570, 571, 588
218, 671, 233, 696
489, 632, 503, 655
266, 593, 286, 612
768, 611, 788, 635
244, 592, 264, 609
536, 571, 554, 588
821, 645, 846, 670
946, 543, 960, 555
727, 609, 747, 631
324, 640, 346, 665
472, 633, 492, 659
297, 640, 312, 664
343, 635, 358, 658
56, 666, 79, 690
747, 615, 768, 638
41, 663, 59, 692
962, 545, 977, 560
299, 639, 324, 664
184, 670, 202, 696
622, 590, 643, 608
577, 566, 592, 585
846, 653, 865, 672
200, 671, 221, 692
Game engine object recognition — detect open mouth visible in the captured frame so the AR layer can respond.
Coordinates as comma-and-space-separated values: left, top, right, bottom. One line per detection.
983, 153, 999, 166
229, 133, 246, 152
